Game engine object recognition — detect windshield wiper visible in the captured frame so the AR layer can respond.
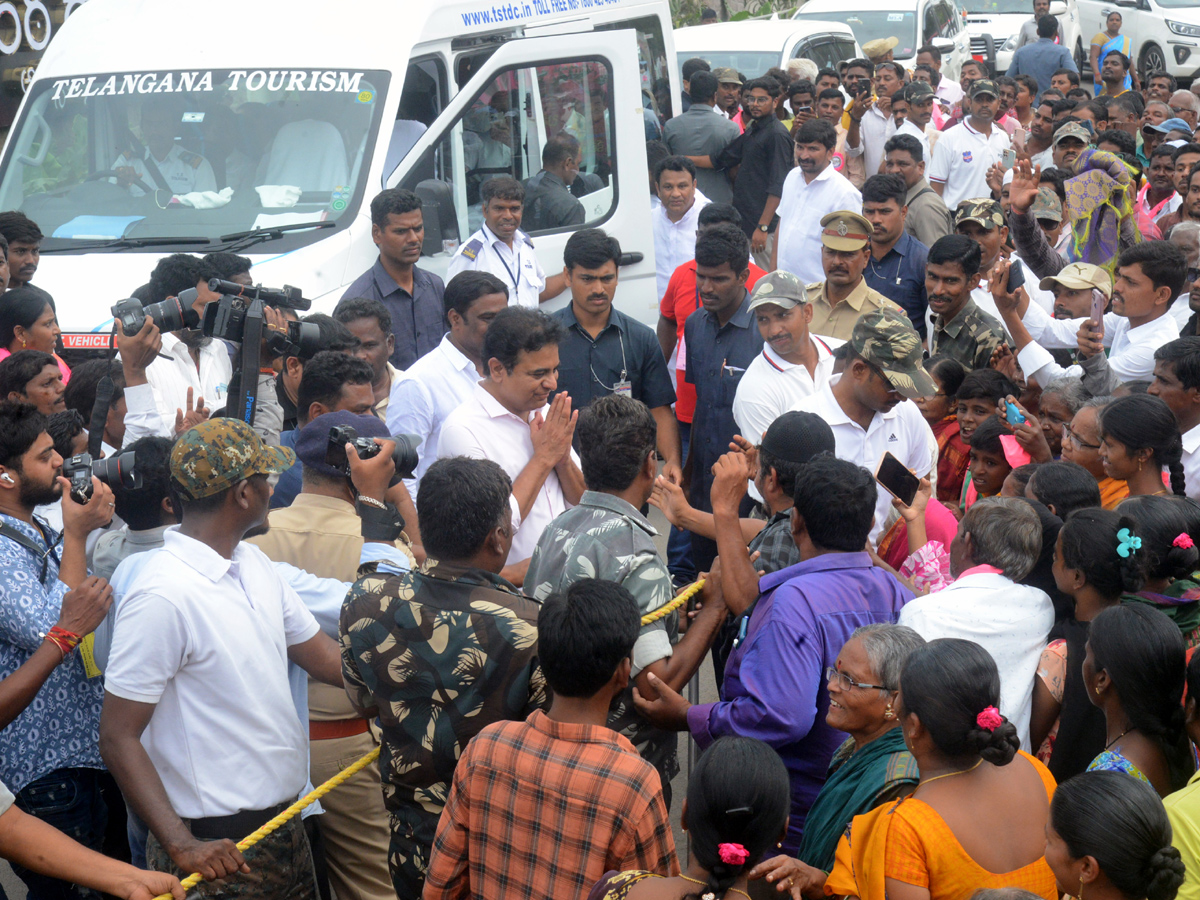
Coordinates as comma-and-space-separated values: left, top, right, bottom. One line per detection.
42, 236, 213, 253
215, 220, 337, 252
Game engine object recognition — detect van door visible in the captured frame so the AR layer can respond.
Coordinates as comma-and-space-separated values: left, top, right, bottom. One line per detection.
391, 30, 659, 326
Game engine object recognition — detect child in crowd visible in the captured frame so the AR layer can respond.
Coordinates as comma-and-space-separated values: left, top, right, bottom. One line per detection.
915, 355, 968, 505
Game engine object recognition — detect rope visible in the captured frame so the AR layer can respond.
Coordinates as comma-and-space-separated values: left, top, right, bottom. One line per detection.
154, 578, 706, 898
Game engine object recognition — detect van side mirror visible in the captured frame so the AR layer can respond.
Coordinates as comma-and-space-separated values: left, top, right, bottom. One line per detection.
1047, 0, 1066, 14
931, 37, 954, 54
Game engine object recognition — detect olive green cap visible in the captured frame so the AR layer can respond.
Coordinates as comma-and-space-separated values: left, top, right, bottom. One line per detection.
850, 307, 937, 399
712, 67, 742, 85
747, 270, 809, 312
954, 198, 1006, 231
170, 417, 295, 501
820, 210, 873, 251
1031, 186, 1063, 223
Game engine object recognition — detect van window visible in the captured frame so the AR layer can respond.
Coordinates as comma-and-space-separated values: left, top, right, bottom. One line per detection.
399, 57, 615, 253
0, 68, 390, 252
597, 16, 672, 124
384, 57, 448, 186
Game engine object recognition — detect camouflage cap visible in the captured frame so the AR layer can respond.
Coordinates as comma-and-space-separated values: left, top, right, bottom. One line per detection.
862, 37, 900, 60
748, 270, 808, 312
1031, 186, 1063, 223
820, 211, 873, 251
969, 79, 998, 99
712, 67, 742, 85
1053, 121, 1092, 147
900, 81, 935, 103
954, 198, 1006, 231
1038, 262, 1113, 298
170, 417, 296, 501
850, 307, 937, 399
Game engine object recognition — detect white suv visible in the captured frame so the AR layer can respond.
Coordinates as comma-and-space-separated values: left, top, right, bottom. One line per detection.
1076, 0, 1200, 83
961, 0, 1084, 75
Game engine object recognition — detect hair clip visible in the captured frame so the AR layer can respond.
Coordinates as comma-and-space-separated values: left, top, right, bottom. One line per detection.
1173, 532, 1194, 550
718, 843, 751, 865
976, 706, 1003, 731
1116, 528, 1142, 558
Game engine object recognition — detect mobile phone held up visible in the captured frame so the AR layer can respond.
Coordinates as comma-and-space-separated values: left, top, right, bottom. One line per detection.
1005, 400, 1026, 426
875, 452, 920, 507
1090, 290, 1106, 331
1001, 148, 1016, 171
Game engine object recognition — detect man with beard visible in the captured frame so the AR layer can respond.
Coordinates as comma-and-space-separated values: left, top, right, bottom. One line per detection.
1050, 120, 1090, 173
926, 235, 1006, 370
1097, 50, 1132, 99
1168, 223, 1200, 334
1158, 157, 1200, 236
0, 212, 41, 290
1025, 98, 1057, 170
929, 81, 1011, 210
1137, 145, 1182, 240
1145, 72, 1177, 105
0, 399, 118, 897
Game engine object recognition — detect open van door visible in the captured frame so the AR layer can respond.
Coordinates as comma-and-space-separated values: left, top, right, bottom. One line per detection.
389, 29, 659, 326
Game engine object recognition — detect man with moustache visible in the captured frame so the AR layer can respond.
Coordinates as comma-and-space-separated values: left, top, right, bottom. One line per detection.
926, 235, 1006, 370
929, 80, 1011, 210
805, 211, 904, 343
0, 212, 41, 290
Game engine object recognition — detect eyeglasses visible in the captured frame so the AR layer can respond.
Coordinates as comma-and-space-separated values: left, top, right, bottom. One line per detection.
744, 94, 775, 106
1187, 267, 1200, 285
825, 667, 889, 692
1062, 424, 1101, 451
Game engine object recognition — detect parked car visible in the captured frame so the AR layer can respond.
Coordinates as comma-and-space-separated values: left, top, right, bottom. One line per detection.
673, 19, 862, 82
793, 0, 973, 80
961, 0, 1083, 75
1076, 0, 1200, 84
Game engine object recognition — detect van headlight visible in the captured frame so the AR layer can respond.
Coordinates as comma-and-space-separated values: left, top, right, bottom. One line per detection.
1167, 20, 1200, 38
1001, 34, 1019, 50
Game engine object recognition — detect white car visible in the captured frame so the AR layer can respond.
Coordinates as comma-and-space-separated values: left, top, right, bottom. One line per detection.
793, 0, 973, 81
673, 20, 862, 80
1076, 0, 1200, 84
962, 0, 1084, 75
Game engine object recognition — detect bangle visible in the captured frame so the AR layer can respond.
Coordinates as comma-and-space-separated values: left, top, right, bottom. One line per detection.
45, 626, 81, 658
356, 494, 387, 510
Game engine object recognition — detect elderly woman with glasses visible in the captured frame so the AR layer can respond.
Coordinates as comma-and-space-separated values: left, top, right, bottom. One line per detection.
1060, 397, 1129, 509
750, 625, 926, 899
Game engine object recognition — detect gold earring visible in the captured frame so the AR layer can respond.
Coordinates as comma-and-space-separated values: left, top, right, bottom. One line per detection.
19, 339, 25, 348
884, 706, 895, 719
1078, 876, 1085, 900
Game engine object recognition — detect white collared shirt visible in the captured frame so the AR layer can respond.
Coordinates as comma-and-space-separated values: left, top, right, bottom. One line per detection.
790, 378, 933, 545
104, 530, 321, 819
436, 383, 579, 564
653, 190, 711, 301
895, 119, 932, 170
733, 336, 840, 445
775, 164, 864, 285
1021, 304, 1180, 383
928, 119, 1011, 210
965, 255, 1055, 338
1183, 423, 1200, 502
135, 332, 232, 428
899, 572, 1054, 749
858, 104, 897, 182
387, 333, 483, 497
446, 223, 546, 308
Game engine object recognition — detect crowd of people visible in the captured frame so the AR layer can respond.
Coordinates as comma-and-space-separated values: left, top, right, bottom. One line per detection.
3, 12, 1200, 900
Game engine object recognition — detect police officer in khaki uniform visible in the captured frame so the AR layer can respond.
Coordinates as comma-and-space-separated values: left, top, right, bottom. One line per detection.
807, 210, 905, 342
113, 101, 218, 197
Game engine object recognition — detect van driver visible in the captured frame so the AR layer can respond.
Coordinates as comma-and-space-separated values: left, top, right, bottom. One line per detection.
113, 100, 218, 197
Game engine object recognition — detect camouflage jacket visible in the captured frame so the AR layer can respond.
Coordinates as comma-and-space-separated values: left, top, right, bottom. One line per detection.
340, 558, 546, 826
930, 298, 1007, 371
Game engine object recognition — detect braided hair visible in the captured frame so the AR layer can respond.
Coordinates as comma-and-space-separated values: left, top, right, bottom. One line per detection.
1098, 394, 1186, 496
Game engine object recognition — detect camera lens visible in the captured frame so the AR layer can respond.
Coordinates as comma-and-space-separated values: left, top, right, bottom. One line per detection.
143, 296, 193, 334
92, 451, 141, 490
390, 434, 421, 481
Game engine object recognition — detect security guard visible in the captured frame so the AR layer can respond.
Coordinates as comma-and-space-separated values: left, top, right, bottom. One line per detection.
807, 210, 904, 342
862, 37, 899, 65
113, 101, 218, 198
446, 176, 566, 308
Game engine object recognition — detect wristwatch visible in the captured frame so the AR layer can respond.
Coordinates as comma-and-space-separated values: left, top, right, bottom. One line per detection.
757, 223, 769, 233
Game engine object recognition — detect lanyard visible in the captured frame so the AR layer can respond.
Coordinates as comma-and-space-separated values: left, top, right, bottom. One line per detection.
495, 243, 521, 290
589, 327, 629, 391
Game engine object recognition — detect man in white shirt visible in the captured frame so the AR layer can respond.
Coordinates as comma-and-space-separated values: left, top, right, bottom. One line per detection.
113, 101, 218, 197
99, 418, 349, 894
929, 80, 1011, 210
898, 497, 1054, 749
791, 306, 936, 546
894, 82, 935, 166
388, 271, 509, 497
733, 270, 838, 445
652, 156, 711, 301
446, 177, 567, 308
845, 61, 898, 180
436, 306, 585, 583
915, 45, 964, 112
1149, 337, 1200, 501
774, 119, 863, 285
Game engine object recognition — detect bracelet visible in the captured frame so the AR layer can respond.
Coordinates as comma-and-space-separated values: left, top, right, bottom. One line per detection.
356, 495, 388, 510
45, 626, 82, 658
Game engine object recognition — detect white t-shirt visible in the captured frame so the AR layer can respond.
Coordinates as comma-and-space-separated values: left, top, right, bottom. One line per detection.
790, 378, 933, 545
436, 383, 578, 564
1183, 422, 1200, 502
733, 337, 839, 445
775, 165, 864, 285
928, 120, 1011, 211
104, 530, 320, 819
898, 572, 1054, 749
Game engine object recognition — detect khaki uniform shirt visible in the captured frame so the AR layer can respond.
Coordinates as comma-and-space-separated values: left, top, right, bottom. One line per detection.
904, 178, 954, 249
807, 278, 904, 343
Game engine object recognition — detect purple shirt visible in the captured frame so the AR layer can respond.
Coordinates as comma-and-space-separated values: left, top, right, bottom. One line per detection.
686, 551, 913, 853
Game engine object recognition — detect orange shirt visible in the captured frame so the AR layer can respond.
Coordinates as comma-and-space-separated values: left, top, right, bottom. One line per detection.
1099, 476, 1130, 510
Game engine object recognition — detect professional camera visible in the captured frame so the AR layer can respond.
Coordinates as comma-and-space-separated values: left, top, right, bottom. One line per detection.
111, 291, 200, 336
324, 425, 420, 482
201, 279, 320, 357
61, 451, 142, 504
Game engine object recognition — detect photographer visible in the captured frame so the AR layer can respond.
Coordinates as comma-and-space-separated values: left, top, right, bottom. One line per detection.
91, 436, 175, 582
65, 359, 126, 454
0, 400, 122, 897
276, 314, 360, 435
99, 418, 408, 896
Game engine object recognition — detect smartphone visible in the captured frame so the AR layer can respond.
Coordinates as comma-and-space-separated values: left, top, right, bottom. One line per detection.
1001, 148, 1017, 171
875, 452, 921, 507
1005, 400, 1026, 426
1089, 290, 1106, 330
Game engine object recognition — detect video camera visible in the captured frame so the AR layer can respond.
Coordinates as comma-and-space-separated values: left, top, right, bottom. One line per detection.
110, 291, 201, 337
61, 451, 141, 505
324, 425, 420, 483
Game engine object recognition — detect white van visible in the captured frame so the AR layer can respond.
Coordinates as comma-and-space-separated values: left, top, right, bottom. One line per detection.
673, 20, 862, 81
960, 0, 1083, 75
0, 0, 676, 341
1075, 0, 1200, 84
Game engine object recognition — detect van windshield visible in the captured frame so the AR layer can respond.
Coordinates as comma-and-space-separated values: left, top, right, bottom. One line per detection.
794, 10, 918, 59
0, 68, 389, 252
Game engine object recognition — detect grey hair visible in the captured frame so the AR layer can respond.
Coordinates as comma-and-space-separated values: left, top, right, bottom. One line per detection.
1170, 220, 1200, 242
850, 624, 926, 691
960, 497, 1043, 581
1042, 375, 1088, 416
787, 58, 819, 82
1082, 394, 1114, 411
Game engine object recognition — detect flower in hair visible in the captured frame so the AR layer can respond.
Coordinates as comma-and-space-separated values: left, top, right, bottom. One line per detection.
1116, 528, 1142, 558
718, 843, 751, 866
1174, 533, 1195, 550
976, 706, 1003, 731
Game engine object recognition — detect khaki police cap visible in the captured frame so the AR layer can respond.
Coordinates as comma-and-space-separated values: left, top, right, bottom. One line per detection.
862, 37, 899, 60
712, 67, 742, 86
820, 211, 873, 251
1038, 262, 1113, 299
748, 270, 809, 312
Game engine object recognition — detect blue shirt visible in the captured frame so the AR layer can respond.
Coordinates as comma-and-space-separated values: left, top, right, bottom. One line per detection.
1008, 38, 1078, 97
0, 513, 104, 792
341, 259, 446, 370
550, 303, 676, 413
864, 231, 930, 339
684, 291, 763, 512
269, 428, 302, 510
686, 552, 914, 853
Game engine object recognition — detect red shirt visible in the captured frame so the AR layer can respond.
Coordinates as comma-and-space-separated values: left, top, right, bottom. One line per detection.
659, 260, 766, 423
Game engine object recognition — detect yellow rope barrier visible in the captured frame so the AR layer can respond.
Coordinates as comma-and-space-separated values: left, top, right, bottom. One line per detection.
155, 577, 707, 898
